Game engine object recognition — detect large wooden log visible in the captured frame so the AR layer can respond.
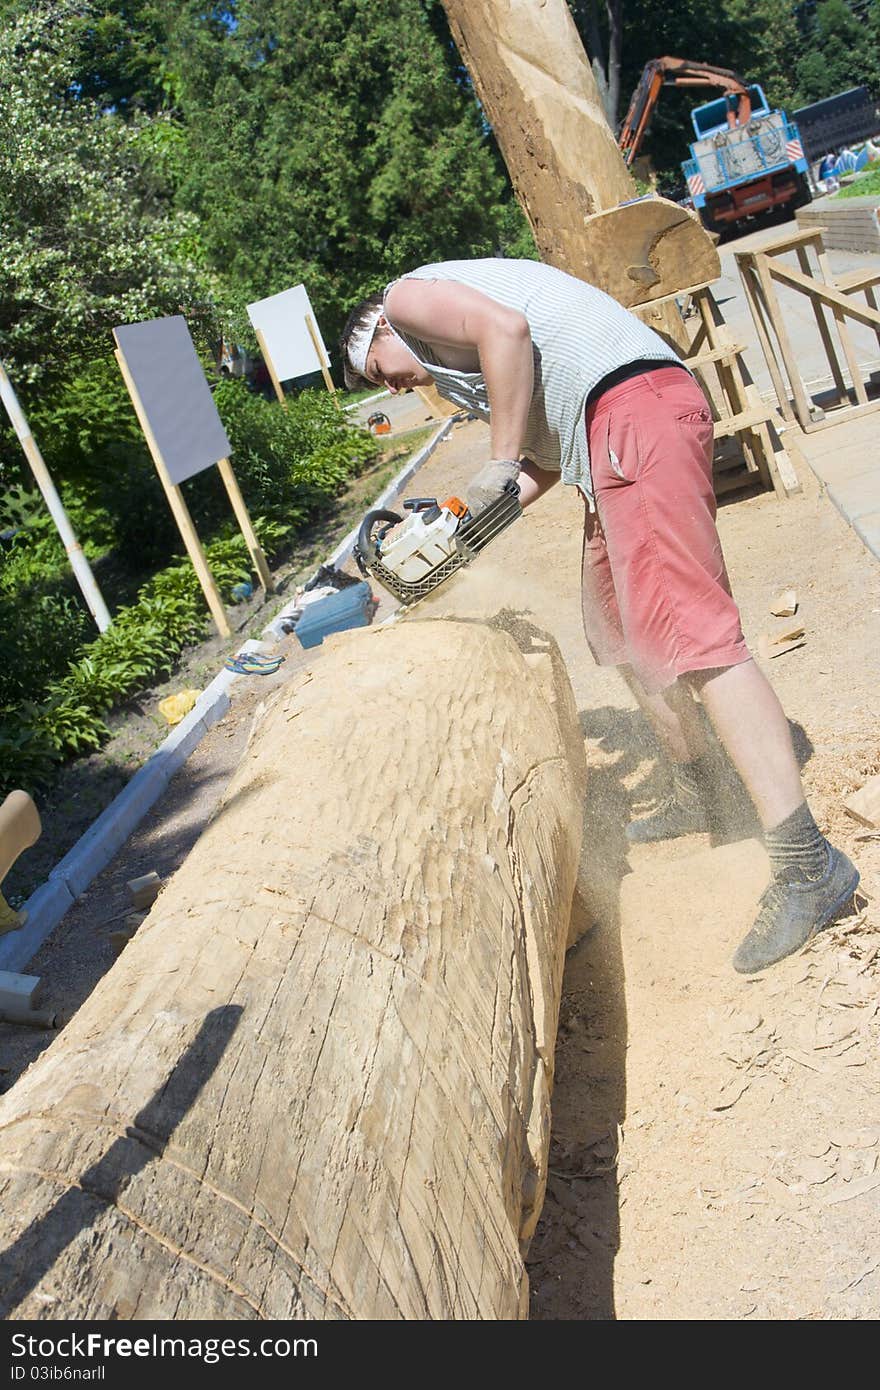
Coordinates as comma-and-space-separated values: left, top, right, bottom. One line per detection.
0, 619, 585, 1319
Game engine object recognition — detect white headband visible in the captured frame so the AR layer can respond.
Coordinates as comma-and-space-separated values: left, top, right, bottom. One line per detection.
346, 308, 383, 379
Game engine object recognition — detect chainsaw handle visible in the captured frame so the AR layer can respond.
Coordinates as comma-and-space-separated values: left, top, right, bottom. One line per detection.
355, 508, 403, 570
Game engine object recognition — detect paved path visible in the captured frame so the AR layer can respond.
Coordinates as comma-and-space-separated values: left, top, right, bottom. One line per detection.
714, 222, 880, 559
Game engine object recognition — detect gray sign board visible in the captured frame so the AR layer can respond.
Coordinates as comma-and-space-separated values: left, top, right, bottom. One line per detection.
114, 316, 231, 485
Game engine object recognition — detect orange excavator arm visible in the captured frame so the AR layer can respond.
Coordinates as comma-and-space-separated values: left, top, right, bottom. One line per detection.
618, 56, 752, 167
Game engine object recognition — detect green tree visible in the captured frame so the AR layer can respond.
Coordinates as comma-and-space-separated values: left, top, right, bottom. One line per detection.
167, 0, 525, 351
795, 0, 874, 102
0, 2, 213, 391
722, 0, 802, 109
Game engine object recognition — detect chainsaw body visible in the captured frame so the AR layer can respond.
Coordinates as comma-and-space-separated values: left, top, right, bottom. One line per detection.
354, 482, 521, 606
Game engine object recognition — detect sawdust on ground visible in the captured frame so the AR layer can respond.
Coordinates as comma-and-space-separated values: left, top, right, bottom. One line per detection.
3, 411, 879, 1320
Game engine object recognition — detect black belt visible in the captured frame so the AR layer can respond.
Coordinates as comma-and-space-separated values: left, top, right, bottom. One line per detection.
587, 357, 687, 407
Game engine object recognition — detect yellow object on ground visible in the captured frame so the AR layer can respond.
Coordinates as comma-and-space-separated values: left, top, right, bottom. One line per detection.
0, 892, 24, 935
158, 689, 201, 726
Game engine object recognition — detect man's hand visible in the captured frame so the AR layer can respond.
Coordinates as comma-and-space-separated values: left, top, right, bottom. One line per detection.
466, 458, 520, 515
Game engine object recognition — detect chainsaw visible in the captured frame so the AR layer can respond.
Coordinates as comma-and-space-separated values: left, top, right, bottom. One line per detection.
354, 481, 522, 606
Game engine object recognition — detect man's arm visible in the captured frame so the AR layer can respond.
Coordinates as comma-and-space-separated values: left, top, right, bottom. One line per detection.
384, 278, 534, 461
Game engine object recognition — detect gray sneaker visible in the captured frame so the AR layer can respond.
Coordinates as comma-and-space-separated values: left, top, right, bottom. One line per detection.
625, 794, 709, 844
733, 846, 860, 974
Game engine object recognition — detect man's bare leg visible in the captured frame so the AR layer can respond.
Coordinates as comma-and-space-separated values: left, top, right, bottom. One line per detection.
619, 665, 708, 763
618, 665, 723, 842
679, 660, 859, 972
686, 659, 803, 830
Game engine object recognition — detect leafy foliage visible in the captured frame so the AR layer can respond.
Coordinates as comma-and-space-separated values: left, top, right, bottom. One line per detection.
0, 1, 214, 391
0, 379, 375, 793
213, 381, 380, 526
167, 0, 524, 343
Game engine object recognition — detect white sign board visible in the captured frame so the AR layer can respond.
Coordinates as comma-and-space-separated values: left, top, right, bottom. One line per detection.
246, 285, 330, 384
114, 317, 231, 486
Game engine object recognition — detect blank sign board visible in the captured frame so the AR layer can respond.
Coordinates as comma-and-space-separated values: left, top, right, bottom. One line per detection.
114, 317, 231, 486
246, 285, 329, 384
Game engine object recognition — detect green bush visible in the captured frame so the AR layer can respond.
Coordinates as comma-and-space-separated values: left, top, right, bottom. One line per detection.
213, 380, 379, 526
0, 372, 377, 795
0, 519, 291, 796
834, 166, 880, 199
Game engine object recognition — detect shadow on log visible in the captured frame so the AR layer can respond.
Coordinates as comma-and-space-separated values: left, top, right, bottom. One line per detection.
0, 618, 585, 1319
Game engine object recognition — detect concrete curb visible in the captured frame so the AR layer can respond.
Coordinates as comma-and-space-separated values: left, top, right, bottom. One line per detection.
1, 422, 453, 970
0, 879, 76, 974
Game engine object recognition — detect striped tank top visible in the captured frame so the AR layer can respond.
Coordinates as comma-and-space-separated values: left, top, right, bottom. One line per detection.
385, 258, 681, 499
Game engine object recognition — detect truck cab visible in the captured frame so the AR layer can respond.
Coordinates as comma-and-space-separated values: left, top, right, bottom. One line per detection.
691, 86, 770, 139
684, 86, 810, 234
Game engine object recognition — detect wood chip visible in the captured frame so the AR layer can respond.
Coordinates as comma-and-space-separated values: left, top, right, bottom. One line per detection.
125, 871, 162, 910
758, 628, 806, 660
829, 1126, 880, 1149
782, 1048, 828, 1073
837, 1259, 879, 1293
794, 1156, 835, 1185
711, 1076, 752, 1111
843, 773, 880, 829
825, 1173, 880, 1206
805, 1139, 832, 1159
770, 588, 798, 617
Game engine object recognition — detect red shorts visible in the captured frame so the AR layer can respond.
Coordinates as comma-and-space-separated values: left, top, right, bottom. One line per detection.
581, 365, 750, 693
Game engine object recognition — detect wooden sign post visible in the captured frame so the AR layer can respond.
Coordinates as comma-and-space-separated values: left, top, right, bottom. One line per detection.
304, 313, 341, 409
247, 285, 339, 408
114, 317, 275, 640
253, 327, 287, 409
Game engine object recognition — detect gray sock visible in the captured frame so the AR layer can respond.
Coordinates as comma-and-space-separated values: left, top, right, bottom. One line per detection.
765, 802, 829, 883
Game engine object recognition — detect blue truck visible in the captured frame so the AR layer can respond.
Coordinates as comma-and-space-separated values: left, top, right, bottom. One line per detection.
682, 85, 811, 234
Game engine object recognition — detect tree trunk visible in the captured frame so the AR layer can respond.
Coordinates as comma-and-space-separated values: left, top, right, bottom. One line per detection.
0, 619, 585, 1320
443, 0, 635, 256
441, 0, 718, 344
606, 0, 624, 127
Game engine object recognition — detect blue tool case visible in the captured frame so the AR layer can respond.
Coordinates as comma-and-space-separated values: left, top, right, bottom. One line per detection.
294, 581, 374, 649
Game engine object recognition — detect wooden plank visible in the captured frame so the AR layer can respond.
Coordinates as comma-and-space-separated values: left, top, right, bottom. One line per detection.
751, 226, 828, 256
796, 244, 849, 404
254, 326, 287, 409
835, 268, 880, 293
712, 406, 772, 439
305, 313, 341, 410
684, 343, 746, 369
767, 258, 880, 331
753, 257, 816, 430
799, 396, 880, 431
844, 773, 880, 829
713, 468, 766, 496
736, 256, 797, 424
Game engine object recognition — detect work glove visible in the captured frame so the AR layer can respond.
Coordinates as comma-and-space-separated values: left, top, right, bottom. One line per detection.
465, 458, 520, 516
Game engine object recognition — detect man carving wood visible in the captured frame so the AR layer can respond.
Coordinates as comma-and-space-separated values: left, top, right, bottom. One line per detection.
341, 257, 860, 973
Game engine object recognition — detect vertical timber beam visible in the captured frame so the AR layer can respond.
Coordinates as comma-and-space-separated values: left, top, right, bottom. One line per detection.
440, 0, 704, 350
441, 0, 634, 260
